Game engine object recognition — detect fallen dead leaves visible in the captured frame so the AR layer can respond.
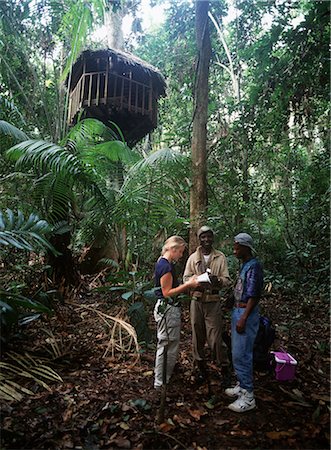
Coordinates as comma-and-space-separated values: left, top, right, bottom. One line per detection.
188, 408, 208, 421
266, 430, 297, 439
230, 429, 254, 437
214, 418, 230, 426
0, 292, 329, 450
173, 414, 192, 427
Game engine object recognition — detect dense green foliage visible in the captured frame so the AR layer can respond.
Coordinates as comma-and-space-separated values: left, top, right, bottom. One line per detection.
136, 0, 329, 294
0, 209, 55, 346
0, 0, 329, 304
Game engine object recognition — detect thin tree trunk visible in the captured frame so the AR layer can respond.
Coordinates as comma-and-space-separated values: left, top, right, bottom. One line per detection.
189, 0, 211, 253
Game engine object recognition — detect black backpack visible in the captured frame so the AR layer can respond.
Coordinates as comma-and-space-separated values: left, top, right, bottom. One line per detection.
253, 316, 276, 371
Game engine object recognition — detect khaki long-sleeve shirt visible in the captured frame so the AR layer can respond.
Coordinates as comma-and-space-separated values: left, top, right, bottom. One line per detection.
183, 246, 231, 301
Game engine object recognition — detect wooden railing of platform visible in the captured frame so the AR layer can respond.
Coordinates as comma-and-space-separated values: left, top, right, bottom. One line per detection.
68, 70, 157, 125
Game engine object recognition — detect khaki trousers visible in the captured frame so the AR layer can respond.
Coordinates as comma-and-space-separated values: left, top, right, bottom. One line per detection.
154, 301, 181, 388
190, 299, 229, 366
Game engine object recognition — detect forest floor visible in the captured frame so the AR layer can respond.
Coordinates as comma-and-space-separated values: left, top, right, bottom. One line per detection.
0, 285, 330, 450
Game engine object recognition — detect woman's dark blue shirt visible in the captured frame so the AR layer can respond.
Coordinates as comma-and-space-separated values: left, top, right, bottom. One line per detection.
154, 257, 178, 300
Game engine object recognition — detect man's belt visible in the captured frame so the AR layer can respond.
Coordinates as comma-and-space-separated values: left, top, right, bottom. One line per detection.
192, 292, 220, 302
234, 302, 247, 308
192, 290, 219, 296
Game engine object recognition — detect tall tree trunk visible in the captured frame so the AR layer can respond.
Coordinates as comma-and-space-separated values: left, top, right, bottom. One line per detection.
189, 0, 211, 253
104, 5, 125, 50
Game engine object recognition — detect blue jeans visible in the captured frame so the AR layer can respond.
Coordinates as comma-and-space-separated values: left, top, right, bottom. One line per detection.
231, 306, 259, 392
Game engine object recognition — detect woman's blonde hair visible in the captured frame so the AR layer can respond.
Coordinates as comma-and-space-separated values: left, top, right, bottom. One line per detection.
161, 235, 186, 256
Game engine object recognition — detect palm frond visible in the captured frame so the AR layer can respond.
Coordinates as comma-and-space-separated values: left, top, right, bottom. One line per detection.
60, 2, 95, 82
65, 119, 138, 171
0, 353, 63, 402
107, 120, 126, 143
131, 147, 187, 171
6, 140, 82, 175
65, 118, 120, 150
80, 141, 139, 166
76, 304, 140, 365
0, 376, 34, 401
0, 292, 51, 315
52, 221, 71, 235
98, 258, 120, 269
0, 120, 28, 146
107, 147, 190, 244
0, 209, 58, 254
76, 207, 114, 245
33, 174, 74, 223
6, 140, 107, 211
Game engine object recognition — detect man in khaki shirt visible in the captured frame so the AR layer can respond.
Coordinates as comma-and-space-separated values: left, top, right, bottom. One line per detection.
184, 226, 231, 385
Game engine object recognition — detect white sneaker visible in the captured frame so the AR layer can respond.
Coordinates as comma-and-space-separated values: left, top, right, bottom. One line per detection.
228, 389, 256, 412
225, 382, 242, 398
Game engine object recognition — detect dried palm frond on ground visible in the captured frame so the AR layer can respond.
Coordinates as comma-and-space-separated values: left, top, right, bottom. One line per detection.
0, 352, 63, 401
42, 327, 74, 359
75, 303, 140, 366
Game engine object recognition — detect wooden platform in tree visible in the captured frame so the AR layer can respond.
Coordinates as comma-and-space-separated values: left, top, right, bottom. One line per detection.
67, 49, 166, 146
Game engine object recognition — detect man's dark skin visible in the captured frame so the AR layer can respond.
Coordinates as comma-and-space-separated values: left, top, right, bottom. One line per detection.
199, 231, 222, 289
233, 242, 258, 334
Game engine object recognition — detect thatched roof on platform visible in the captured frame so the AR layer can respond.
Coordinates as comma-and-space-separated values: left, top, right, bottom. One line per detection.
69, 48, 166, 97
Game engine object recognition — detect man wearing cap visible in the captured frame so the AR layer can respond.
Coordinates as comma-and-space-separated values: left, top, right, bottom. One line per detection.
225, 232, 264, 413
183, 226, 231, 385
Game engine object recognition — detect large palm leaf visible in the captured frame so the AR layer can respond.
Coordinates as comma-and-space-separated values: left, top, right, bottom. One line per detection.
119, 147, 189, 218
6, 140, 83, 175
61, 119, 141, 243
0, 208, 56, 346
131, 147, 187, 170
64, 118, 120, 149
5, 135, 108, 223
4, 119, 139, 255
5, 118, 136, 177
0, 209, 58, 255
65, 118, 139, 166
112, 147, 191, 260
0, 121, 28, 148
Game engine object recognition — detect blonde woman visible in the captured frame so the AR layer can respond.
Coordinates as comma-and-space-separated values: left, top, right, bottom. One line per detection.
154, 236, 200, 389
